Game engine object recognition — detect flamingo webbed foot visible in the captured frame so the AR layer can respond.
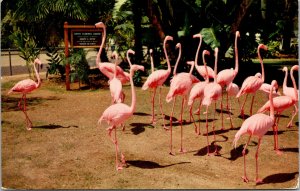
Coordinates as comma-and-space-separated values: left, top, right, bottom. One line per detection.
169, 152, 175, 156
255, 178, 263, 184
179, 148, 187, 154
242, 176, 249, 183
275, 149, 283, 155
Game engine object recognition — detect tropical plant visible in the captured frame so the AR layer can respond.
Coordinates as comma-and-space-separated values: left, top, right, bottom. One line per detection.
45, 46, 65, 79
9, 30, 41, 78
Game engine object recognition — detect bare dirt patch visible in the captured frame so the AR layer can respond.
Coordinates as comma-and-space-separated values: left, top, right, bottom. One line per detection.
1, 75, 299, 189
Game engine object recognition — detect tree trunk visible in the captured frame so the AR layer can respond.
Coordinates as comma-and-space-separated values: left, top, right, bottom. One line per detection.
132, 0, 143, 63
231, 0, 253, 34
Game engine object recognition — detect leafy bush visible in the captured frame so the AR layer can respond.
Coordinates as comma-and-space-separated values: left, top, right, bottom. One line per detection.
46, 46, 65, 79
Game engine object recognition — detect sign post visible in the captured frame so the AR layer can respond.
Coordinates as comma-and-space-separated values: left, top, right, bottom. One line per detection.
63, 22, 102, 90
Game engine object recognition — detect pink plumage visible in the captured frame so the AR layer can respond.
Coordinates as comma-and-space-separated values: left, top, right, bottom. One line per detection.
99, 63, 144, 171
233, 80, 277, 184
8, 58, 42, 130
109, 52, 124, 103
95, 22, 129, 84
236, 44, 268, 118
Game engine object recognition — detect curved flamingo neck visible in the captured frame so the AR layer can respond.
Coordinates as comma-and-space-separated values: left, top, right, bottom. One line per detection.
163, 39, 171, 74
290, 67, 298, 101
269, 81, 275, 120
194, 36, 202, 68
129, 68, 136, 113
127, 52, 133, 67
96, 26, 106, 66
173, 44, 181, 76
234, 33, 239, 75
258, 45, 265, 82
213, 48, 219, 83
150, 50, 154, 73
283, 68, 288, 89
113, 56, 118, 78
189, 61, 195, 74
202, 51, 209, 83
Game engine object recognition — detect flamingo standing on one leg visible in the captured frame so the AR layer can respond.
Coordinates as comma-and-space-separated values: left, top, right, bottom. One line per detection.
7, 58, 43, 130
257, 65, 298, 154
282, 65, 299, 127
142, 36, 174, 129
202, 48, 223, 156
98, 63, 144, 171
95, 22, 129, 84
188, 40, 210, 135
233, 80, 277, 184
236, 44, 268, 119
216, 31, 240, 129
109, 52, 125, 104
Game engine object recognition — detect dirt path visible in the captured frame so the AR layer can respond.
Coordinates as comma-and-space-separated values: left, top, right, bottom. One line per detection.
1, 76, 299, 189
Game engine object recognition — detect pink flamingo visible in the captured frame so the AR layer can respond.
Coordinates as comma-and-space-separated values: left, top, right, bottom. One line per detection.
202, 48, 223, 155
7, 58, 42, 130
257, 65, 298, 154
166, 42, 199, 155
217, 31, 240, 128
226, 82, 240, 120
258, 81, 281, 99
194, 47, 215, 81
282, 65, 299, 127
95, 22, 129, 84
187, 37, 210, 135
236, 44, 268, 119
233, 80, 277, 184
109, 52, 125, 104
142, 36, 173, 129
98, 63, 144, 171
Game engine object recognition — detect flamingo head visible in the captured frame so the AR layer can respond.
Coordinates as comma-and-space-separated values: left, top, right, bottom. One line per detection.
186, 61, 194, 67
130, 64, 144, 72
291, 65, 299, 71
271, 80, 278, 91
164, 35, 173, 43
258, 44, 268, 51
149, 49, 153, 54
95, 22, 105, 28
193, 33, 202, 39
236, 31, 240, 38
255, 72, 262, 78
127, 49, 135, 55
282, 66, 288, 72
203, 50, 210, 57
176, 43, 181, 49
34, 58, 42, 65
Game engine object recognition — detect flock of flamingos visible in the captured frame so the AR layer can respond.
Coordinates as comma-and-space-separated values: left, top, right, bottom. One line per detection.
7, 22, 298, 184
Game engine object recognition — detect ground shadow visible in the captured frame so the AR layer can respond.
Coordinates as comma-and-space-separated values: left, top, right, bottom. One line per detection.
126, 160, 190, 169
2, 95, 60, 112
133, 112, 151, 116
194, 144, 222, 156
223, 145, 249, 161
130, 123, 154, 135
203, 128, 229, 136
279, 147, 299, 153
33, 124, 79, 129
216, 109, 233, 115
257, 172, 299, 185
164, 115, 178, 122
265, 130, 284, 136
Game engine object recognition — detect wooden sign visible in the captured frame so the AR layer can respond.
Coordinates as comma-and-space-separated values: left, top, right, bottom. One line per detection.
71, 29, 102, 48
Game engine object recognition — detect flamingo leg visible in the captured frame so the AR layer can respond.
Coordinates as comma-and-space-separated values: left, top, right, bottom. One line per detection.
159, 87, 168, 130
107, 126, 122, 171
226, 93, 233, 129
189, 102, 198, 135
169, 97, 176, 155
205, 105, 212, 156
255, 138, 263, 184
179, 97, 186, 153
249, 93, 256, 116
151, 88, 157, 124
212, 102, 218, 154
197, 99, 202, 135
242, 135, 252, 183
220, 91, 224, 130
240, 94, 248, 119
274, 113, 283, 155
287, 104, 298, 128
20, 94, 32, 130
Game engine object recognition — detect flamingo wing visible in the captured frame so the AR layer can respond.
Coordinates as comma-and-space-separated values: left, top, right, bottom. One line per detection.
202, 83, 222, 106
217, 69, 235, 87
100, 103, 132, 126
237, 76, 263, 97
258, 96, 294, 113
142, 69, 170, 90
196, 65, 215, 79
8, 79, 38, 94
109, 78, 123, 103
